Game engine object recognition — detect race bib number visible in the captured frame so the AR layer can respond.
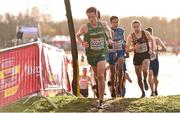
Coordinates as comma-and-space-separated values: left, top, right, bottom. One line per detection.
90, 38, 104, 50
113, 40, 123, 51
135, 43, 148, 53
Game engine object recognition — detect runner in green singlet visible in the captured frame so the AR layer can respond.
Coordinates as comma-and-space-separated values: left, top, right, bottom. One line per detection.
76, 7, 112, 109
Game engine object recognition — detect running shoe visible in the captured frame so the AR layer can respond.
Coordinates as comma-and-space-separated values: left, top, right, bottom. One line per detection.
155, 91, 158, 96
141, 91, 145, 98
150, 92, 156, 96
111, 88, 116, 97
121, 87, 126, 97
97, 100, 104, 109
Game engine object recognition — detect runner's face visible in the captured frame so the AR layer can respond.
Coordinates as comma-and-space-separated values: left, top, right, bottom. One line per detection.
87, 12, 98, 25
111, 19, 118, 29
83, 69, 87, 75
132, 23, 141, 33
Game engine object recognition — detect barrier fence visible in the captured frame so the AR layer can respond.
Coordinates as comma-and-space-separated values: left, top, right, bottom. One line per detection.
0, 42, 71, 107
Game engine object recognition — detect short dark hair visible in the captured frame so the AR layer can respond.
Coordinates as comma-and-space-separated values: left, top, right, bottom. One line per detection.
145, 27, 153, 35
82, 67, 87, 72
110, 16, 118, 22
86, 7, 97, 14
132, 20, 141, 26
83, 67, 87, 70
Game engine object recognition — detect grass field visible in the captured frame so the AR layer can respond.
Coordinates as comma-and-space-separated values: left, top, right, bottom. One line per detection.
1, 95, 180, 112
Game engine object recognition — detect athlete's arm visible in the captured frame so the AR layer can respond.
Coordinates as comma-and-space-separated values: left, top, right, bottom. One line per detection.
102, 21, 112, 38
126, 34, 140, 52
156, 37, 167, 52
124, 41, 129, 58
122, 28, 126, 41
145, 31, 155, 53
111, 29, 115, 40
122, 30, 127, 52
76, 24, 89, 48
126, 34, 132, 52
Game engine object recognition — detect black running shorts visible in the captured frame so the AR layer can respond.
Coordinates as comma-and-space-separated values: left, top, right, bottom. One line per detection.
80, 89, 88, 97
133, 52, 150, 65
150, 58, 159, 76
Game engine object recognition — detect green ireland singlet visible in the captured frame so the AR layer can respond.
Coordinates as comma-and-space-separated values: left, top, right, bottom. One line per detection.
84, 21, 107, 57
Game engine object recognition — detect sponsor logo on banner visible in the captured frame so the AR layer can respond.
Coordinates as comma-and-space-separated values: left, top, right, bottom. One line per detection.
0, 44, 40, 107
0, 57, 20, 97
0, 65, 20, 79
24, 64, 40, 76
0, 43, 71, 107
0, 57, 15, 70
4, 85, 18, 98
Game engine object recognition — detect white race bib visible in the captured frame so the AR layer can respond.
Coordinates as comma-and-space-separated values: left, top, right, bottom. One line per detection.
113, 40, 123, 51
90, 37, 104, 50
135, 43, 148, 53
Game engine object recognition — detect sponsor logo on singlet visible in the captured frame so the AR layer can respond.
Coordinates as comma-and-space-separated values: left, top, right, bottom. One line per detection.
89, 31, 104, 36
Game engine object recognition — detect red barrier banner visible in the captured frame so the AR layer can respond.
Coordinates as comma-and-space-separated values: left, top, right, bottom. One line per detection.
0, 42, 71, 107
0, 44, 40, 107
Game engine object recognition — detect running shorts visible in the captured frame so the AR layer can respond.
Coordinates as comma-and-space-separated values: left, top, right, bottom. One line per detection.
80, 89, 88, 97
133, 52, 150, 65
150, 58, 159, 76
107, 50, 125, 65
87, 54, 107, 67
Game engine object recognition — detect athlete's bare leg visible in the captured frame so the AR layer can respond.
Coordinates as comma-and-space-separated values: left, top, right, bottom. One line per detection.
142, 59, 150, 90
149, 70, 154, 95
108, 64, 115, 97
116, 57, 124, 96
92, 66, 99, 98
96, 60, 106, 104
154, 76, 159, 95
135, 65, 145, 98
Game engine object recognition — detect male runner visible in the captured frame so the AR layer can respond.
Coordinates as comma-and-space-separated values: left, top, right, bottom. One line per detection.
126, 20, 154, 98
76, 7, 112, 108
145, 27, 166, 96
107, 16, 126, 97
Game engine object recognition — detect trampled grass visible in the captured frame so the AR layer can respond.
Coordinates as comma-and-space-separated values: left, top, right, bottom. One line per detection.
1, 95, 180, 112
